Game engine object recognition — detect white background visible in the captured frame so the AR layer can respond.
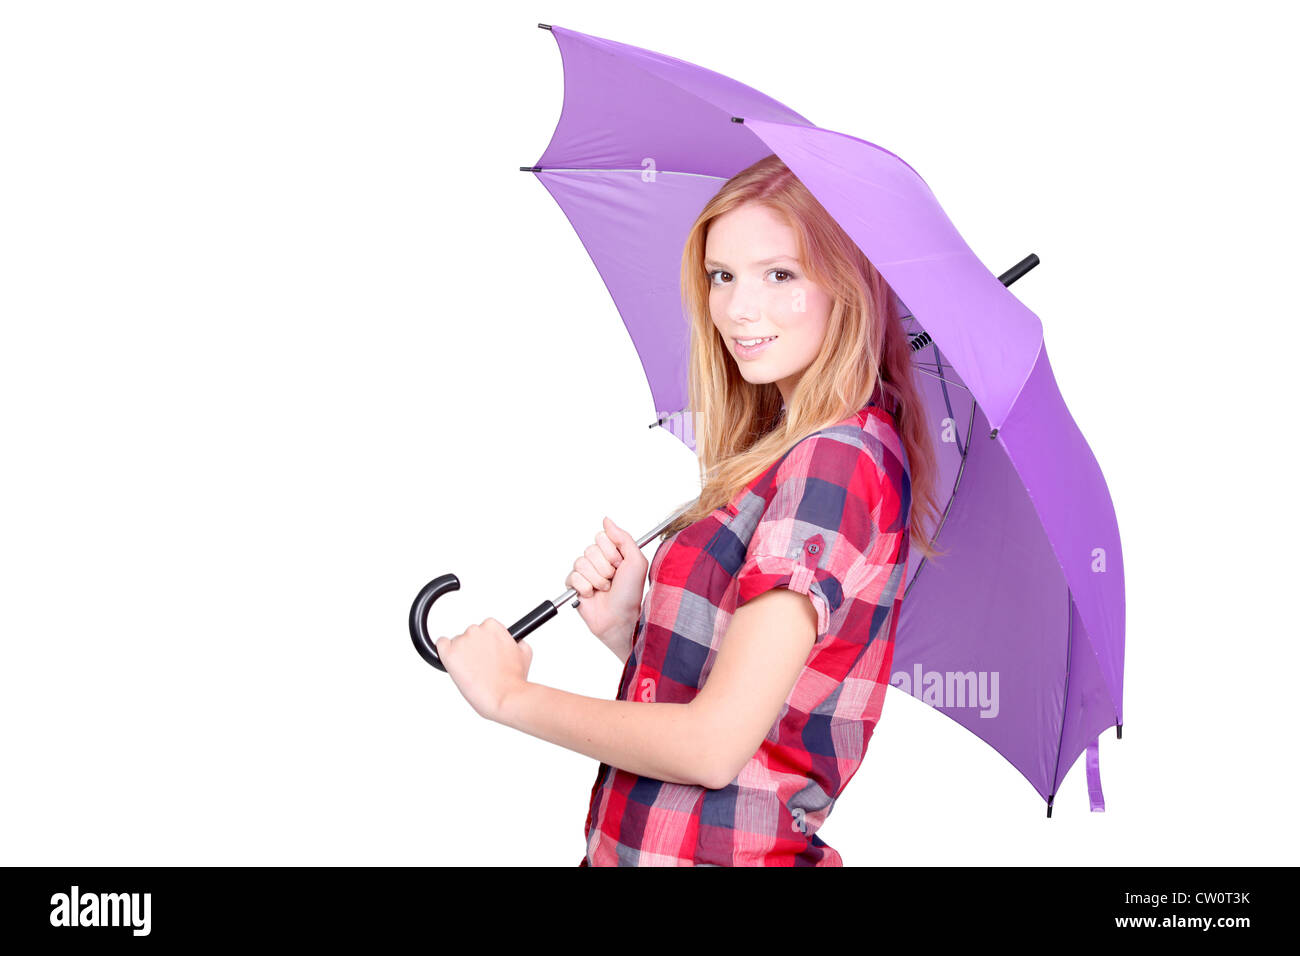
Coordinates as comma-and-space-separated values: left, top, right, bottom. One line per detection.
2, 0, 1295, 866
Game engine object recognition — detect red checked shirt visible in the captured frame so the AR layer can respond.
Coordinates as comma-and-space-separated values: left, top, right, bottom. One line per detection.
579, 393, 912, 865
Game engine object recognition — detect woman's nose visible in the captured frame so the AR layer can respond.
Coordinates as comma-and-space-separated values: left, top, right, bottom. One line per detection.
724, 281, 762, 323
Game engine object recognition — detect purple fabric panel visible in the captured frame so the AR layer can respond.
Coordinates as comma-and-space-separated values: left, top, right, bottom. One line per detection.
892, 399, 1069, 798
534, 169, 719, 421
538, 25, 813, 174
1000, 345, 1126, 723
1058, 597, 1119, 807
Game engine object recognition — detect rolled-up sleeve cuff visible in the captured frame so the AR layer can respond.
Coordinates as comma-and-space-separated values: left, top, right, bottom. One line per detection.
735, 553, 834, 642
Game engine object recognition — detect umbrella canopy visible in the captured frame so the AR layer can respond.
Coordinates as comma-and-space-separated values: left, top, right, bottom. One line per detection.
522, 23, 1124, 815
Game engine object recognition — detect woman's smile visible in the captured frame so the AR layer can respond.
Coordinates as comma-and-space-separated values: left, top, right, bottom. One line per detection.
733, 335, 778, 359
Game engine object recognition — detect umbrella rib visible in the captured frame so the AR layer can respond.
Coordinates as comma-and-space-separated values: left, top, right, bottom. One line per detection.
522, 166, 729, 180
931, 342, 967, 459
911, 365, 971, 391
1046, 590, 1075, 816
902, 392, 977, 601
911, 359, 963, 374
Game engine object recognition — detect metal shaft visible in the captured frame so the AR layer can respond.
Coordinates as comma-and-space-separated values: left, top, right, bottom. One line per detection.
553, 505, 690, 608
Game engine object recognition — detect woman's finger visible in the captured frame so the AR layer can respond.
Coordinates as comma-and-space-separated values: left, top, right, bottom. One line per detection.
575, 556, 610, 590
603, 516, 633, 558
594, 529, 622, 568
567, 569, 595, 598
584, 542, 616, 579
603, 516, 644, 566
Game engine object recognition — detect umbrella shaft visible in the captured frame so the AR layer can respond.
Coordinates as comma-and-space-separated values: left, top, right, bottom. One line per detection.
550, 505, 691, 609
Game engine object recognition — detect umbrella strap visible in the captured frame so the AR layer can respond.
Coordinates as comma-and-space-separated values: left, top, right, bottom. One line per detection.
1085, 737, 1106, 812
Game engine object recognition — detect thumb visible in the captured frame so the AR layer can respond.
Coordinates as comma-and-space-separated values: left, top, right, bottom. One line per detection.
603, 515, 634, 554
603, 520, 639, 564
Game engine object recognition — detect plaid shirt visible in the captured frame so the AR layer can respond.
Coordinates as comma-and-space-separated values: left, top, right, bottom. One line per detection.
580, 395, 911, 865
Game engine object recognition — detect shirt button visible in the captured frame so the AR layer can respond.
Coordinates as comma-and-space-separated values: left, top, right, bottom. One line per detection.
806, 542, 821, 555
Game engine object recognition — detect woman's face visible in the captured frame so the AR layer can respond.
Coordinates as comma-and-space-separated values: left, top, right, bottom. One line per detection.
705, 202, 832, 406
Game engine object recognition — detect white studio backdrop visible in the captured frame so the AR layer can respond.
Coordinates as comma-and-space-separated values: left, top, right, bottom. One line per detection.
1, 0, 1295, 866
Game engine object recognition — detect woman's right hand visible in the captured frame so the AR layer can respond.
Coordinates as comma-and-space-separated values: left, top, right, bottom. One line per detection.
567, 516, 648, 656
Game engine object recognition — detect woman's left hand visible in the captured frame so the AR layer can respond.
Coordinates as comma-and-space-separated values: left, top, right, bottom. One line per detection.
435, 618, 532, 722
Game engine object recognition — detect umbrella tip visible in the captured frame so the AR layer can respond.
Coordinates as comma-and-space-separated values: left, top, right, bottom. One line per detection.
538, 22, 552, 30
520, 166, 542, 173
1046, 795, 1054, 818
731, 116, 745, 124
1116, 723, 1123, 740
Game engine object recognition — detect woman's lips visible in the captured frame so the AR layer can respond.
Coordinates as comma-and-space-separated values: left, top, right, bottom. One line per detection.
734, 335, 777, 360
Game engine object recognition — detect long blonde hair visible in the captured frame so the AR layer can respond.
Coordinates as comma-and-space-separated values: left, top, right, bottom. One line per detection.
661, 153, 945, 563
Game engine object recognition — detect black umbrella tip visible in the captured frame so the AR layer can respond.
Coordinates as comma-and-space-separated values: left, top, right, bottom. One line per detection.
538, 22, 552, 30
731, 116, 745, 124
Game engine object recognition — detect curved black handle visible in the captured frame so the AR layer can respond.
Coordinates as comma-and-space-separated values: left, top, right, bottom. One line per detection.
409, 573, 562, 674
409, 574, 461, 671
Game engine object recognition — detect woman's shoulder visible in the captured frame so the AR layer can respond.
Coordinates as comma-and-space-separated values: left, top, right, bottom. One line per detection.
782, 403, 903, 477
763, 405, 908, 528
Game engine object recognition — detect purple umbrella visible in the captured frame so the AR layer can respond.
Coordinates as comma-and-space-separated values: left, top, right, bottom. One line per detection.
410, 22, 1125, 817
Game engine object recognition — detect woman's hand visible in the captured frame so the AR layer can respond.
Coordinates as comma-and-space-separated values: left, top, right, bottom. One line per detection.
567, 516, 648, 656
435, 618, 532, 722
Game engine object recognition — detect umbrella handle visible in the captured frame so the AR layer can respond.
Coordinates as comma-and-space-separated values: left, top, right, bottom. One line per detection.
409, 507, 691, 674
409, 573, 562, 673
408, 573, 459, 672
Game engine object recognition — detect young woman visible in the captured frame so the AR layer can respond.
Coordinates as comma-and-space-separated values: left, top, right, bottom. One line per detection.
434, 154, 943, 866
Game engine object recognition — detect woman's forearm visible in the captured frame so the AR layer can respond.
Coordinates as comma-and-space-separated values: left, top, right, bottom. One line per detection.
601, 621, 634, 663
496, 680, 712, 787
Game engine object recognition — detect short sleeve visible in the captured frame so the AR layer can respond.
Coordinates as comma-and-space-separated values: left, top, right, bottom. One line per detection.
734, 433, 882, 644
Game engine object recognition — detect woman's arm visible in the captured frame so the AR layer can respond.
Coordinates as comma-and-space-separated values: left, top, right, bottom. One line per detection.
690, 587, 817, 787
495, 684, 706, 786
603, 620, 634, 664
495, 586, 817, 790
